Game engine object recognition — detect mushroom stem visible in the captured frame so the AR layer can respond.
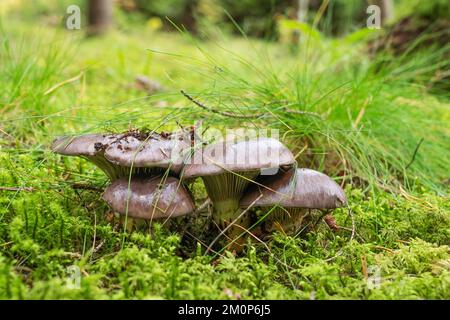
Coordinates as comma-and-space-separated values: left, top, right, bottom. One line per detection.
262, 208, 326, 235
212, 199, 252, 231
182, 137, 296, 251
120, 216, 136, 232
201, 171, 258, 249
212, 205, 252, 251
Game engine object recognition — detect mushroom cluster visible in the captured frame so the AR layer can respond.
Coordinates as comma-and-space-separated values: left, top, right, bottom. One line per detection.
52, 130, 191, 222
52, 129, 347, 250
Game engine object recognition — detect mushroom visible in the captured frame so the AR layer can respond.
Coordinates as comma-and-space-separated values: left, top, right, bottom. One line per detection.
51, 133, 126, 180
240, 168, 347, 235
182, 137, 295, 247
52, 130, 189, 180
102, 176, 195, 220
103, 131, 189, 176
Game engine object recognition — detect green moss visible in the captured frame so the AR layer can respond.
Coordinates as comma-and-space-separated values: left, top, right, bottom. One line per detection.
0, 8, 448, 300
0, 153, 448, 299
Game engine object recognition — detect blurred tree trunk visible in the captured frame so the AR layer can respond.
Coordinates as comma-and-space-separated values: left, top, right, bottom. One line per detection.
290, 0, 309, 45
297, 0, 309, 23
87, 0, 113, 36
181, 0, 198, 34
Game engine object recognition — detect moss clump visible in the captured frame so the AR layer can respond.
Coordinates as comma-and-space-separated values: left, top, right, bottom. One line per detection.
1, 153, 448, 299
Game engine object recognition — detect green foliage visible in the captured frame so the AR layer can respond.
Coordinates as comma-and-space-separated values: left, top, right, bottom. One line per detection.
396, 0, 450, 20
171, 36, 449, 192
0, 6, 448, 300
135, 0, 191, 21
0, 152, 448, 299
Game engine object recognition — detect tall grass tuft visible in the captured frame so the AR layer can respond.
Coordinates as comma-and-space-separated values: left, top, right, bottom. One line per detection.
151, 27, 450, 194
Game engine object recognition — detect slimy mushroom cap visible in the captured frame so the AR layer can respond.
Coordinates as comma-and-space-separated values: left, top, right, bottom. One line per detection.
183, 137, 295, 178
102, 176, 195, 219
240, 168, 347, 209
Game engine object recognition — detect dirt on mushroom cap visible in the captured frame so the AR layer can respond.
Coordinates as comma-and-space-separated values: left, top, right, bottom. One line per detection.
51, 134, 124, 157
104, 134, 190, 174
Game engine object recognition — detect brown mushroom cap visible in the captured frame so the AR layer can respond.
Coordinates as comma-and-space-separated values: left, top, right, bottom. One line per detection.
102, 176, 195, 219
51, 134, 121, 157
104, 134, 189, 174
52, 133, 141, 180
240, 168, 347, 209
182, 138, 295, 178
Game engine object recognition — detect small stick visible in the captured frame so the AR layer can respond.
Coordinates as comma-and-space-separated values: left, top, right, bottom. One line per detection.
181, 90, 322, 119
183, 230, 224, 258
373, 245, 396, 254
71, 183, 104, 192
93, 240, 105, 254
0, 186, 35, 192
348, 207, 355, 241
361, 255, 368, 279
181, 90, 259, 119
193, 199, 211, 216
44, 71, 84, 96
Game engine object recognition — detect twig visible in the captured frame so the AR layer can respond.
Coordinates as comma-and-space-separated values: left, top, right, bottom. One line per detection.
233, 224, 270, 252
338, 226, 365, 242
181, 90, 259, 119
63, 252, 82, 258
15, 266, 33, 273
348, 206, 355, 242
71, 183, 104, 192
183, 230, 224, 258
0, 127, 15, 140
373, 245, 396, 254
181, 90, 322, 119
0, 186, 35, 192
405, 137, 424, 170
361, 255, 368, 279
233, 223, 300, 274
193, 199, 211, 216
93, 240, 105, 254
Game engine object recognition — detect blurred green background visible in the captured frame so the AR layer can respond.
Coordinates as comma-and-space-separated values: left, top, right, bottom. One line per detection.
3, 0, 449, 38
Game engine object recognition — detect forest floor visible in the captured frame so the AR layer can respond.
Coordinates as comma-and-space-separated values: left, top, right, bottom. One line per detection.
0, 10, 449, 299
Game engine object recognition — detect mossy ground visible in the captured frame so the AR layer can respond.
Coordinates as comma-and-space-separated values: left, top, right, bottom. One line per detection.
0, 4, 449, 299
